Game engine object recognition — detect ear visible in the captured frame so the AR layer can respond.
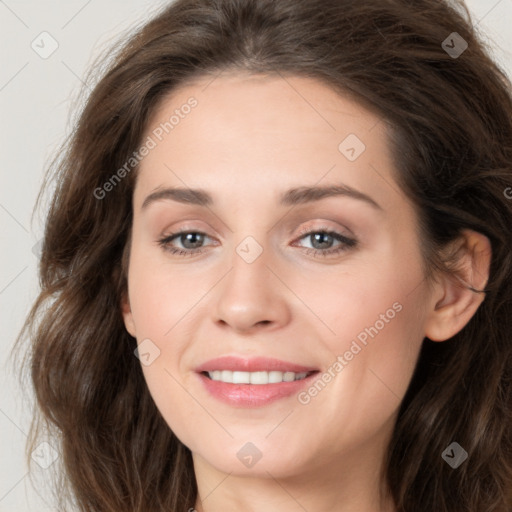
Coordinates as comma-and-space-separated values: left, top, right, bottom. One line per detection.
120, 289, 137, 338
424, 229, 491, 342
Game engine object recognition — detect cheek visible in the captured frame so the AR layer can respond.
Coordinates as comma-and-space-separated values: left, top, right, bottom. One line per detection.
127, 244, 201, 336
321, 287, 425, 419
295, 297, 425, 461
125, 249, 190, 392
127, 255, 198, 428
312, 255, 426, 415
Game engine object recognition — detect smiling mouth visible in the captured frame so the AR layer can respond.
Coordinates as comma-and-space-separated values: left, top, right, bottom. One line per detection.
201, 370, 318, 384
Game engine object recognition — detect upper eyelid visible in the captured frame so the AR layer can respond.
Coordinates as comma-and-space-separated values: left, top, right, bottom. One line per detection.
295, 223, 353, 237
162, 218, 353, 237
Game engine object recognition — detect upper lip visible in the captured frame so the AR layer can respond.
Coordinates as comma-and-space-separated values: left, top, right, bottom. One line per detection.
195, 356, 319, 373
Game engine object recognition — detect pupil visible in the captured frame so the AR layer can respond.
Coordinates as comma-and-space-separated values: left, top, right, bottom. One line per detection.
182, 233, 203, 249
312, 233, 332, 249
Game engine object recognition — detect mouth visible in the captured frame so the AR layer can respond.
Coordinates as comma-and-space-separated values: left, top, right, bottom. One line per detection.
195, 356, 320, 407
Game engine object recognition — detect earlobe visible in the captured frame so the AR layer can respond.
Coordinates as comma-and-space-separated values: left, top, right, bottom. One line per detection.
424, 229, 491, 342
120, 290, 137, 338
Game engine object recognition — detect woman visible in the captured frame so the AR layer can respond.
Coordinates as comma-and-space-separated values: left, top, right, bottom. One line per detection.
15, 0, 512, 510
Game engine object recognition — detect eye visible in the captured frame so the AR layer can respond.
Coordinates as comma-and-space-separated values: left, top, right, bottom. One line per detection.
293, 226, 357, 257
157, 230, 214, 257
157, 226, 357, 258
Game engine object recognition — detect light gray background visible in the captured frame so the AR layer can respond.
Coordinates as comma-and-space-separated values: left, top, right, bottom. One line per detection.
1, 0, 511, 510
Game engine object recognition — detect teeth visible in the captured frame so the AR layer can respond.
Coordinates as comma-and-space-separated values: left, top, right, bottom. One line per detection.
207, 370, 309, 384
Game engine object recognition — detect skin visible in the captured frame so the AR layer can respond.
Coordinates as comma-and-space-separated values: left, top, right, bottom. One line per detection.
121, 72, 491, 512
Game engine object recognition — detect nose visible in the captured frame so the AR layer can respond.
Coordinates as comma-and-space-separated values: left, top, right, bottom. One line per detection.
212, 242, 291, 334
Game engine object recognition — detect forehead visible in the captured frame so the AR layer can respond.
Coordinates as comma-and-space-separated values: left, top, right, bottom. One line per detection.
134, 72, 399, 212
148, 71, 383, 141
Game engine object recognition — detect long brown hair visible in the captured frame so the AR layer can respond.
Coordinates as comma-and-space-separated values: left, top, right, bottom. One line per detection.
13, 0, 512, 510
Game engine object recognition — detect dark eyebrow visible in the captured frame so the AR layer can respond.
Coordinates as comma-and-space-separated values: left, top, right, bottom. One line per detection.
141, 184, 382, 211
142, 187, 212, 209
280, 184, 382, 210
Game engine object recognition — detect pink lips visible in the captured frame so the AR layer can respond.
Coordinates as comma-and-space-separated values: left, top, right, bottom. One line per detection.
195, 356, 319, 408
195, 356, 318, 373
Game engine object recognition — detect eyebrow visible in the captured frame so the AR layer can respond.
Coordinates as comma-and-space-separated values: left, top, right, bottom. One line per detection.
141, 183, 383, 211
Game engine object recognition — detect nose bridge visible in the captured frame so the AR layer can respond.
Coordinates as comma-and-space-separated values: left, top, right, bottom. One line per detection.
212, 231, 291, 332
224, 232, 273, 305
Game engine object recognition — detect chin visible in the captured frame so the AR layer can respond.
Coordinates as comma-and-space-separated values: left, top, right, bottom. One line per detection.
202, 453, 304, 477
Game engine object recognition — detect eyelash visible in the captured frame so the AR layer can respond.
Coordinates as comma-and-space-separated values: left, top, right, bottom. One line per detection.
157, 226, 357, 258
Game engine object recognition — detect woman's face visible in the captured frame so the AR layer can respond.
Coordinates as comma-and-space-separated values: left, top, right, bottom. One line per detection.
122, 72, 435, 482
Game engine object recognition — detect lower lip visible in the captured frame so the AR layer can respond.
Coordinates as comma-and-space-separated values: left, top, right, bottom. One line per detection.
197, 372, 319, 408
